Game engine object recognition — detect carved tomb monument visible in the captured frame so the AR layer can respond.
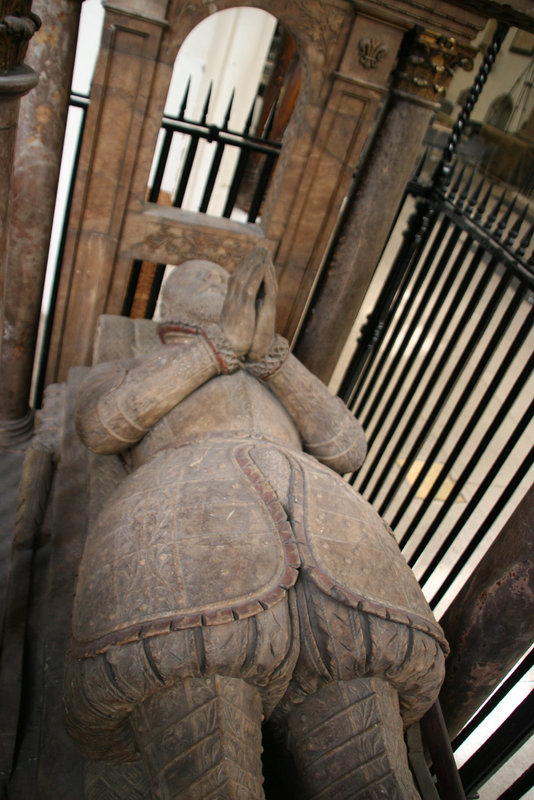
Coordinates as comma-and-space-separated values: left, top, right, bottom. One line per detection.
60, 248, 447, 799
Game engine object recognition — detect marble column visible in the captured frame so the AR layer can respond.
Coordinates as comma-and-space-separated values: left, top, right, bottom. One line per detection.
0, 3, 39, 445
294, 29, 475, 383
0, 0, 81, 447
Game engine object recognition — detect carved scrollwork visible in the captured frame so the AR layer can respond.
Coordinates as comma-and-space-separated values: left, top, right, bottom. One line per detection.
292, 0, 346, 65
392, 29, 475, 102
358, 38, 387, 70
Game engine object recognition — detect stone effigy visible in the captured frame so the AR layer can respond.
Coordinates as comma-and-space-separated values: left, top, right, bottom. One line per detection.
63, 249, 447, 799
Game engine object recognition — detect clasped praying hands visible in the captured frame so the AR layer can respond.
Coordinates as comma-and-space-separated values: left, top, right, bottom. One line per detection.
220, 247, 278, 363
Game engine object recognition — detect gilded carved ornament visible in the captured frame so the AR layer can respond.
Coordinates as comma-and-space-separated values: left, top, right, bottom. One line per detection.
393, 30, 475, 101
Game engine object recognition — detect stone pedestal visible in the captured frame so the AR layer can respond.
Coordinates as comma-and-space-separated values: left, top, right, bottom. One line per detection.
0, 0, 82, 447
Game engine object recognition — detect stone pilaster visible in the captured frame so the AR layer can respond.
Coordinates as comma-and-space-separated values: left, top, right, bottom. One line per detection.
294, 28, 475, 383
45, 1, 168, 383
0, 0, 82, 447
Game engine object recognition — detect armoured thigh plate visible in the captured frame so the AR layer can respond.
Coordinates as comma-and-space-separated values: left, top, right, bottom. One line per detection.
288, 448, 446, 645
72, 436, 446, 658
71, 437, 300, 658
67, 437, 447, 754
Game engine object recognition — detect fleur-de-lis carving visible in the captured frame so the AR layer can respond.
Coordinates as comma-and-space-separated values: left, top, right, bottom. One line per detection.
358, 38, 387, 69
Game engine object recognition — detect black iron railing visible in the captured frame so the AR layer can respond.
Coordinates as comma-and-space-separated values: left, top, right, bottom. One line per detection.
333, 22, 534, 798
34, 92, 89, 409
341, 165, 533, 605
122, 80, 283, 318
148, 78, 282, 221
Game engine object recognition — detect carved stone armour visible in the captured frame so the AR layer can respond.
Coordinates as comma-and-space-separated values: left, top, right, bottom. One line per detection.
71, 436, 446, 659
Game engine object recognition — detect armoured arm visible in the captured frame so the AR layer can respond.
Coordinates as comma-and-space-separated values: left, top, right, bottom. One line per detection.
234, 249, 366, 474
261, 351, 366, 474
75, 335, 226, 454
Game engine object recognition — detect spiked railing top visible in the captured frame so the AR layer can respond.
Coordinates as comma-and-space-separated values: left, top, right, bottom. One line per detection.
443, 166, 534, 278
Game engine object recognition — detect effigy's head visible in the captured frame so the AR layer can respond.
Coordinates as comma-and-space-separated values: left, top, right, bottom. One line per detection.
156, 260, 229, 324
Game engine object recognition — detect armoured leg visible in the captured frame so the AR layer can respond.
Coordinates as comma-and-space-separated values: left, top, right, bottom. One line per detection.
130, 675, 265, 800
286, 677, 420, 799
84, 759, 151, 800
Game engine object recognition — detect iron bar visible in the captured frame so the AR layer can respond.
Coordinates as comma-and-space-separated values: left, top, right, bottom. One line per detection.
122, 259, 144, 317
452, 648, 534, 752
247, 99, 280, 222
358, 215, 459, 432
340, 198, 440, 408
144, 264, 167, 319
374, 253, 502, 511
344, 203, 440, 414
458, 690, 534, 797
178, 76, 191, 120
164, 84, 280, 215
432, 22, 509, 186
496, 764, 534, 800
439, 193, 534, 286
356, 239, 488, 499
457, 169, 477, 213
410, 352, 533, 572
173, 130, 201, 208
199, 90, 234, 213
368, 196, 524, 512
362, 222, 465, 443
428, 438, 534, 608
247, 152, 277, 221
389, 189, 532, 529
69, 92, 90, 110
472, 181, 493, 223
391, 290, 531, 529
148, 128, 174, 203
34, 99, 89, 408
420, 702, 467, 800
223, 98, 255, 218
148, 78, 191, 205
161, 118, 281, 155
173, 82, 212, 209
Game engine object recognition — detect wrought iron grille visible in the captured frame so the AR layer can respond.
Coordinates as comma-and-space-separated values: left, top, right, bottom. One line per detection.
148, 78, 282, 220
339, 162, 534, 617
122, 79, 283, 318
333, 22, 533, 798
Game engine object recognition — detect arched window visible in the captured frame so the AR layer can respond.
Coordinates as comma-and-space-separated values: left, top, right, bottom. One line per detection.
146, 8, 300, 222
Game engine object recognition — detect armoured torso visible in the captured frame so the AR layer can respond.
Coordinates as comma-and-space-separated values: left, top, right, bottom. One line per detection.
130, 369, 302, 470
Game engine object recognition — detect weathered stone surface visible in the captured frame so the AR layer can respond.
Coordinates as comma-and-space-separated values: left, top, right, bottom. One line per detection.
0, 0, 81, 434
295, 28, 476, 382
61, 252, 446, 798
0, 3, 39, 434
